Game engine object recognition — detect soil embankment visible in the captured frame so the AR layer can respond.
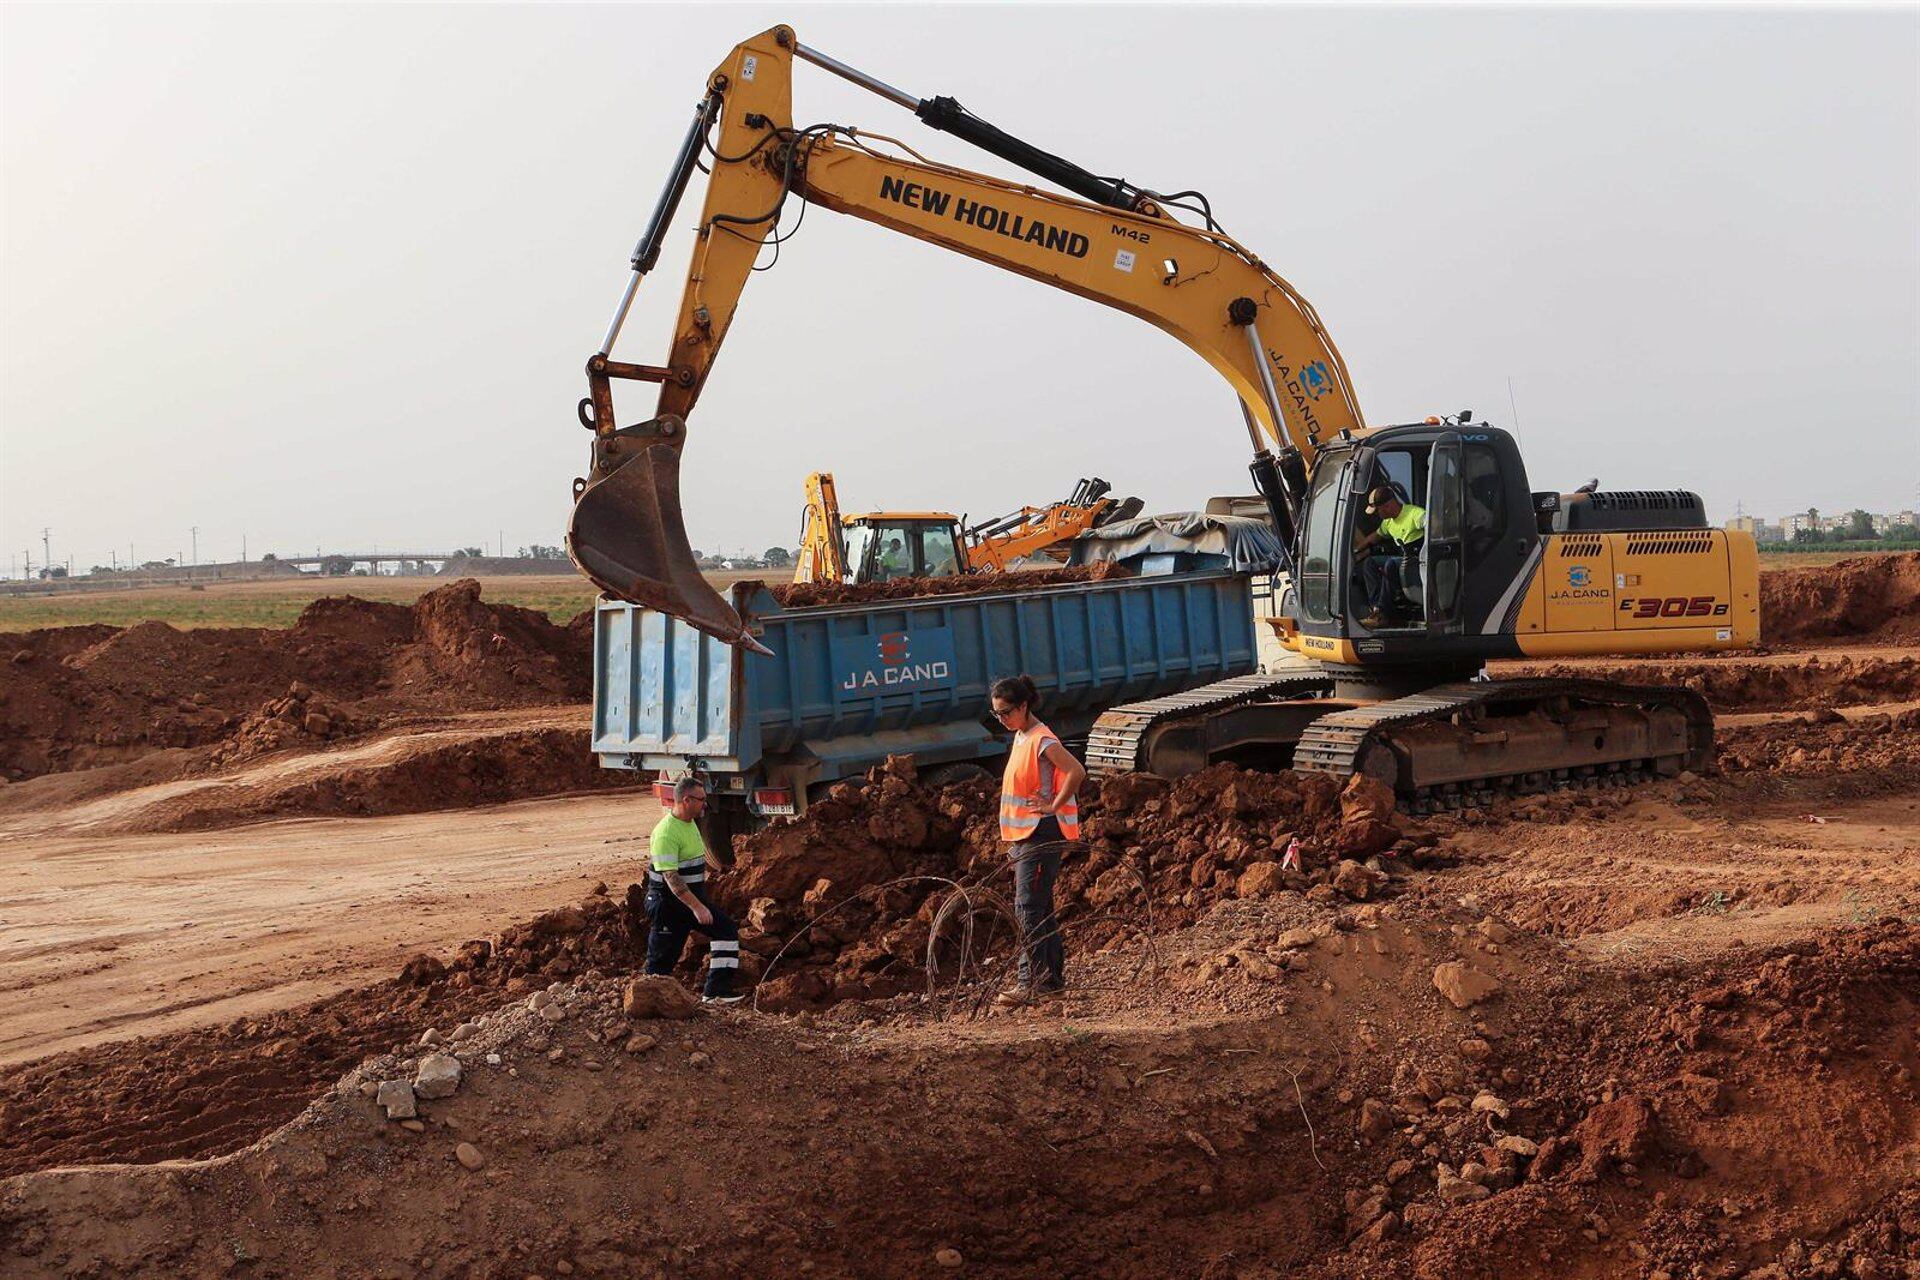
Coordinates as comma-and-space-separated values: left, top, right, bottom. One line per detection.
0, 578, 590, 782
4, 716, 1918, 1278
1759, 550, 1920, 646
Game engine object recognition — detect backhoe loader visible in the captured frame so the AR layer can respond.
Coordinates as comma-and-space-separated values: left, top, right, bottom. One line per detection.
791, 472, 1143, 585
566, 26, 1759, 807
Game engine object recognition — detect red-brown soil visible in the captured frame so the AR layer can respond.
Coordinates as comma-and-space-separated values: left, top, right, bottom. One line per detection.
768, 560, 1128, 608
1760, 550, 1920, 646
3, 561, 1920, 1277
0, 579, 587, 782
1507, 651, 1920, 713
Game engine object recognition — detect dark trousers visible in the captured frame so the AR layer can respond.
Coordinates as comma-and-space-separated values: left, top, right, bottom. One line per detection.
1011, 816, 1066, 992
1360, 552, 1421, 616
643, 881, 740, 997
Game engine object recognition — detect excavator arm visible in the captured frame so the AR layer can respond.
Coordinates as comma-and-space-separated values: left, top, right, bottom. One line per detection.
568, 26, 1364, 644
792, 471, 848, 584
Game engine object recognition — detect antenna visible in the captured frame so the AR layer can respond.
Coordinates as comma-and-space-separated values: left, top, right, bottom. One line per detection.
1505, 378, 1523, 442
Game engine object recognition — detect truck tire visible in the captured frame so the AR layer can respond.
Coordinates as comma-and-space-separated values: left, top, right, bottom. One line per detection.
921, 761, 994, 788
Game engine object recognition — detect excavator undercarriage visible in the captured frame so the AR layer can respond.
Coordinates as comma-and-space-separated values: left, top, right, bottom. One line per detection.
1087, 671, 1712, 814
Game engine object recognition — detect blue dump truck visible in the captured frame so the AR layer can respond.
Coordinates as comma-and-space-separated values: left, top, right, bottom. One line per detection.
590, 572, 1259, 854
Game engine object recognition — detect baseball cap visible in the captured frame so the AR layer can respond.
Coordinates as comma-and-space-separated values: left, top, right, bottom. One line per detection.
1365, 486, 1398, 514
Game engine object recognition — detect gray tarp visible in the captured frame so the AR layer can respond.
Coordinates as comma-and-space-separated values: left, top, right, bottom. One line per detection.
1069, 513, 1286, 573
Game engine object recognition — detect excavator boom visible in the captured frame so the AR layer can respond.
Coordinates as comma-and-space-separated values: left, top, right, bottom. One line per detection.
567, 27, 1363, 642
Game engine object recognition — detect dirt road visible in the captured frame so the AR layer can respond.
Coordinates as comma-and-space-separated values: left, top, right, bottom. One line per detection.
0, 788, 660, 1066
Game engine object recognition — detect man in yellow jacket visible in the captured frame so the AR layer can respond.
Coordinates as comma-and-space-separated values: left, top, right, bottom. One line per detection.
1354, 486, 1427, 630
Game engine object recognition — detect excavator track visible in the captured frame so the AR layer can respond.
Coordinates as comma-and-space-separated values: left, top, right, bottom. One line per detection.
1086, 671, 1335, 778
1293, 678, 1714, 813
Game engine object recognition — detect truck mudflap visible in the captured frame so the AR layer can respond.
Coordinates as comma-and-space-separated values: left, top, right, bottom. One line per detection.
1292, 678, 1714, 811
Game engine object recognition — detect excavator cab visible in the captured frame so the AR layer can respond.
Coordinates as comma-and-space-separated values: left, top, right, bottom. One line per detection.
1289, 421, 1535, 664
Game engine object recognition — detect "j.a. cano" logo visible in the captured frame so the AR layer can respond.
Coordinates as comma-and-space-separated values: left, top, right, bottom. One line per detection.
832, 627, 959, 699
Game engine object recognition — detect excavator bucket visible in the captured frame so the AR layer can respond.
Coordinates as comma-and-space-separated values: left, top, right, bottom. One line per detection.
566, 415, 770, 654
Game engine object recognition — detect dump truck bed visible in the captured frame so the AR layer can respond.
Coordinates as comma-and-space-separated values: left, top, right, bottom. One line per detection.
591, 571, 1257, 805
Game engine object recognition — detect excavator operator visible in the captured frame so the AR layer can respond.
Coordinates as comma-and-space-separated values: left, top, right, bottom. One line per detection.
1354, 486, 1426, 629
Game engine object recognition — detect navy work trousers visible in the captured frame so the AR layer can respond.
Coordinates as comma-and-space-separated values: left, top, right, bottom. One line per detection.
643, 880, 740, 998
1011, 816, 1067, 992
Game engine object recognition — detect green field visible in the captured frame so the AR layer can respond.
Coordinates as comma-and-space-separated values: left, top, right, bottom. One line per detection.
0, 571, 770, 633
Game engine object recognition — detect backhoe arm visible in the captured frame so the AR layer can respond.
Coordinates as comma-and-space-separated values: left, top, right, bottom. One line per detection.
568, 26, 1364, 644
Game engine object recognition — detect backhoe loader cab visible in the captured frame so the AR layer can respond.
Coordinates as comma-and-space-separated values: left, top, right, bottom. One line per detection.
842, 514, 965, 582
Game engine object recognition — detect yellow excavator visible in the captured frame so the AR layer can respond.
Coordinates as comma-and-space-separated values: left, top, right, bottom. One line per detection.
792, 472, 1142, 584
567, 27, 1759, 806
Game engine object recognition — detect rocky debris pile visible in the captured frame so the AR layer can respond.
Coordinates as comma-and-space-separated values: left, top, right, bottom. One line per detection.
1071, 765, 1422, 936
0, 579, 592, 782
722, 756, 992, 1010
1761, 550, 1920, 646
716, 757, 1425, 1011
1719, 706, 1920, 776
399, 888, 643, 995
205, 682, 368, 767
768, 560, 1129, 609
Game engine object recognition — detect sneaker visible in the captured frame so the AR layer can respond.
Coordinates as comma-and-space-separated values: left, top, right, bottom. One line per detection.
992, 987, 1032, 1010
1360, 611, 1388, 630
702, 993, 746, 1005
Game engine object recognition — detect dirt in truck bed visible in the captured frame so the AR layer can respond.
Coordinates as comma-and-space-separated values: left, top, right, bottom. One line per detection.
766, 559, 1129, 608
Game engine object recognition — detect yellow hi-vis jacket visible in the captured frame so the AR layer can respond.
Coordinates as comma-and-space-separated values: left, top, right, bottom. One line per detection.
999, 717, 1081, 842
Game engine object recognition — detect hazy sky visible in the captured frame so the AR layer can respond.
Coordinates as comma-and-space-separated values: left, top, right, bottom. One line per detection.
3, 4, 1916, 575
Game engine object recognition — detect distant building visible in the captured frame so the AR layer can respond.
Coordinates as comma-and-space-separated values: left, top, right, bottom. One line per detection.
1872, 511, 1918, 535
1784, 513, 1821, 536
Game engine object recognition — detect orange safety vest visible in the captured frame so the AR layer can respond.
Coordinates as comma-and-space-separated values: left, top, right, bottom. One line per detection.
999, 718, 1081, 842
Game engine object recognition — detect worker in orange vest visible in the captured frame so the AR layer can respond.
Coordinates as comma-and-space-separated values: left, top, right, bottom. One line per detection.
990, 674, 1086, 1005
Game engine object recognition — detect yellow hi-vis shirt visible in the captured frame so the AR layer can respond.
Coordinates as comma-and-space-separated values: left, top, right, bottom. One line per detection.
648, 813, 707, 884
1380, 503, 1426, 546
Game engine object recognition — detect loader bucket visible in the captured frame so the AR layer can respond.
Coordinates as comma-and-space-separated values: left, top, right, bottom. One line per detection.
566, 417, 763, 651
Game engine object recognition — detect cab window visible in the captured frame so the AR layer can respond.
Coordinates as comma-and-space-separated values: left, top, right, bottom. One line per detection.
1297, 458, 1348, 622
921, 524, 960, 577
1463, 444, 1508, 572
871, 525, 916, 581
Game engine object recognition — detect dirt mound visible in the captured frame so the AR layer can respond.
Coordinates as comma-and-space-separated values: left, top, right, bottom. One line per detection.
205, 683, 368, 768
1762, 550, 1920, 645
1510, 652, 1920, 712
384, 577, 586, 704
769, 560, 1128, 609
128, 726, 639, 833
1720, 706, 1920, 776
6, 900, 1915, 1279
717, 757, 1417, 1010
0, 889, 641, 1178
0, 579, 590, 782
